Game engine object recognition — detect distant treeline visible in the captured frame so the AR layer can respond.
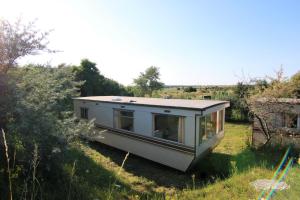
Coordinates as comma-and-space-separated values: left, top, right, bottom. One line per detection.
164, 85, 236, 89
154, 84, 252, 122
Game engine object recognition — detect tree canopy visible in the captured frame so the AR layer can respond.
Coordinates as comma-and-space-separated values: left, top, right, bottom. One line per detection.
246, 69, 300, 146
0, 18, 51, 128
73, 59, 130, 97
0, 18, 50, 74
133, 66, 164, 96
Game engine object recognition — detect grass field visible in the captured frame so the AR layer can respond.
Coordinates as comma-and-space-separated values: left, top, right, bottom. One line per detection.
57, 123, 300, 199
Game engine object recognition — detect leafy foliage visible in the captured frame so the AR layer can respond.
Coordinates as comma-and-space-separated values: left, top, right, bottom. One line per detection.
0, 18, 51, 74
133, 66, 164, 96
183, 86, 197, 93
0, 18, 51, 128
8, 66, 80, 136
1, 65, 95, 198
289, 71, 300, 98
73, 59, 129, 97
247, 69, 300, 146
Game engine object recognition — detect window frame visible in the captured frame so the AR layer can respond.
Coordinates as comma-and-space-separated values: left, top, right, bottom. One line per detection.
113, 109, 135, 132
152, 113, 185, 144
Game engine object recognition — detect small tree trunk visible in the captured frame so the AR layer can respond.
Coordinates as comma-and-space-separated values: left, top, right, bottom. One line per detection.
254, 114, 273, 147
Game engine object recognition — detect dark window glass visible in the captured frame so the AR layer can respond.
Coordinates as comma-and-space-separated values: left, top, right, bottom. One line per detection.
80, 107, 88, 119
153, 114, 184, 143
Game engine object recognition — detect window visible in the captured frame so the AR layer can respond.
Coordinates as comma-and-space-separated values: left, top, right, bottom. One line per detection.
80, 107, 88, 119
206, 112, 217, 136
282, 113, 298, 128
199, 111, 218, 144
218, 110, 224, 132
199, 116, 206, 143
153, 114, 185, 143
114, 110, 134, 131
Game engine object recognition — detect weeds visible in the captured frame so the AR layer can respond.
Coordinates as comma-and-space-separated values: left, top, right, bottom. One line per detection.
67, 160, 77, 200
191, 174, 195, 190
107, 152, 130, 200
2, 129, 13, 200
30, 144, 41, 200
1, 123, 299, 200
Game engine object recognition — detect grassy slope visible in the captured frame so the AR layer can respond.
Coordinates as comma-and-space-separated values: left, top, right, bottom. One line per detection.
62, 123, 300, 200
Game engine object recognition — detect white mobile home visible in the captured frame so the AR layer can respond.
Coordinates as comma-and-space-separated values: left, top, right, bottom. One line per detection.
73, 96, 229, 171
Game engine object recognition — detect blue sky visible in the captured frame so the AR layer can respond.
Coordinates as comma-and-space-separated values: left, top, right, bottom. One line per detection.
1, 0, 299, 85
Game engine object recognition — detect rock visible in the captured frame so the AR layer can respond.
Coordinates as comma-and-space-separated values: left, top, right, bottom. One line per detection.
251, 179, 289, 191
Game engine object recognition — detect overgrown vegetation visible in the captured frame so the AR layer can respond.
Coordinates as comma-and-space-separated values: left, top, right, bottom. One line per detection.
153, 85, 251, 122
1, 18, 300, 200
131, 66, 164, 97
247, 68, 300, 146
0, 18, 130, 199
3, 123, 297, 199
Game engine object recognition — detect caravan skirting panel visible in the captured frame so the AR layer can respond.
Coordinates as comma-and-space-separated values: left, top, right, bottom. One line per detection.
90, 128, 195, 171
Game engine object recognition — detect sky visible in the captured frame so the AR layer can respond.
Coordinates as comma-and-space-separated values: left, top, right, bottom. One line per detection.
0, 0, 299, 86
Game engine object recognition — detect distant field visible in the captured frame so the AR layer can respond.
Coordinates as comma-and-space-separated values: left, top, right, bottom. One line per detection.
153, 86, 235, 100
58, 123, 300, 199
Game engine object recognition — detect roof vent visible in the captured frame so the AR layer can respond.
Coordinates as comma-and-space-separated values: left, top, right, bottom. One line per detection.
112, 97, 122, 101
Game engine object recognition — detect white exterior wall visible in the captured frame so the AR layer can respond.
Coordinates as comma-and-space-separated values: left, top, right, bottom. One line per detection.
74, 99, 229, 148
74, 99, 199, 147
184, 116, 195, 145
133, 110, 153, 136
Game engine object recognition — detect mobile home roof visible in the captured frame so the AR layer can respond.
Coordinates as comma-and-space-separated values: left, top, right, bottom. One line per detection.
73, 96, 229, 111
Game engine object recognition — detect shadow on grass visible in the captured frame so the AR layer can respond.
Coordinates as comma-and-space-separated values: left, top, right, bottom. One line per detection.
87, 141, 287, 191
39, 145, 163, 200
88, 141, 192, 188
192, 146, 288, 187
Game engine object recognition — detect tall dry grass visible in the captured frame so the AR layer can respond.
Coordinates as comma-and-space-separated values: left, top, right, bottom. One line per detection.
2, 129, 12, 200
107, 152, 130, 200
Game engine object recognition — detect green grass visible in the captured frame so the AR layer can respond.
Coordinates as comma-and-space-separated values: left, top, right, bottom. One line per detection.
40, 123, 300, 199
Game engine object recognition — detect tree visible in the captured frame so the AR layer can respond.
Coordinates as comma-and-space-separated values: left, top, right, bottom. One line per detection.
73, 59, 105, 96
232, 82, 252, 121
0, 18, 50, 74
8, 65, 82, 136
133, 66, 164, 96
289, 71, 300, 98
73, 59, 130, 96
247, 68, 296, 146
2, 65, 94, 198
184, 86, 197, 93
0, 18, 51, 128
